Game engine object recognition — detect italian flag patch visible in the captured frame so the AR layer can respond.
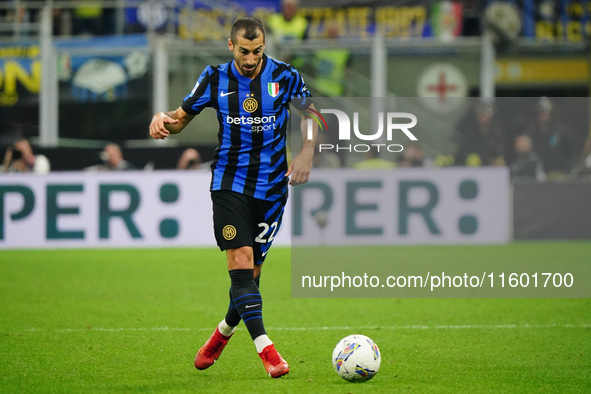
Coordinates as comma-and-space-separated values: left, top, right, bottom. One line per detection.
268, 82, 279, 97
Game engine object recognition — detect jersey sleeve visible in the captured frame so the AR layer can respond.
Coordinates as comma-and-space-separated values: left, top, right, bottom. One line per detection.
289, 66, 311, 99
181, 66, 214, 115
288, 66, 313, 111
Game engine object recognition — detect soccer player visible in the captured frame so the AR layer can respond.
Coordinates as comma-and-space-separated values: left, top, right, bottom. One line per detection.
149, 17, 317, 378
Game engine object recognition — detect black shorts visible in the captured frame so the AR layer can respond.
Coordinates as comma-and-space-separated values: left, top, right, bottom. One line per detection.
211, 190, 287, 265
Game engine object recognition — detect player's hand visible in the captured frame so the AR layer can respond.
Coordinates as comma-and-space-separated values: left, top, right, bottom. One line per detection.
286, 151, 313, 186
149, 112, 179, 140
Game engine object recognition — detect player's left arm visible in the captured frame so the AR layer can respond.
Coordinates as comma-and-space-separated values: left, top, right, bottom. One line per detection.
286, 103, 318, 186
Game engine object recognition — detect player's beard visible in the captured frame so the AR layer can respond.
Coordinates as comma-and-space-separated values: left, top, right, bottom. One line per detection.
241, 60, 260, 77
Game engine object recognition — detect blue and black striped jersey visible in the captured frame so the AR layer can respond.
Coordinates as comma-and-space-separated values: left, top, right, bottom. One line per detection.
181, 54, 311, 201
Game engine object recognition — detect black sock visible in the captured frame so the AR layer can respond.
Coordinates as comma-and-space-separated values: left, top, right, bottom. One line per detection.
228, 269, 266, 340
224, 272, 262, 327
224, 288, 242, 327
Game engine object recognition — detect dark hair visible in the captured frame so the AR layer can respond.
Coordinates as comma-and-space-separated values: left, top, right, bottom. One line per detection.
230, 17, 265, 44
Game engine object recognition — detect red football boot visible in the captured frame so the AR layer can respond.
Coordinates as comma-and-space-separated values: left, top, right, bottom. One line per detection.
194, 327, 233, 370
258, 344, 289, 378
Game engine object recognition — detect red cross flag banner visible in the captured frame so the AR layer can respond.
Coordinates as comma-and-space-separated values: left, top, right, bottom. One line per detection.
417, 62, 467, 113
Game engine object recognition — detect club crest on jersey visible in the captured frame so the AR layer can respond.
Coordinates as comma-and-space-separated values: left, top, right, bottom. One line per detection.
268, 82, 279, 97
243, 97, 258, 113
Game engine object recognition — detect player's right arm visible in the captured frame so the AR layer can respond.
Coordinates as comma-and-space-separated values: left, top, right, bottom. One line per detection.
149, 107, 195, 140
151, 65, 213, 140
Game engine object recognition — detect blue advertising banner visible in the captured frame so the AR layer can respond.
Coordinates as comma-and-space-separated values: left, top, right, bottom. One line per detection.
0, 35, 150, 141
55, 34, 149, 103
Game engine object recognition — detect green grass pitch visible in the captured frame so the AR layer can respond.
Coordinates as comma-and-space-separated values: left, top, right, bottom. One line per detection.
1, 244, 590, 393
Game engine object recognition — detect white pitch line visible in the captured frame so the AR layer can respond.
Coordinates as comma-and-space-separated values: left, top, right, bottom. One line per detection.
22, 323, 591, 333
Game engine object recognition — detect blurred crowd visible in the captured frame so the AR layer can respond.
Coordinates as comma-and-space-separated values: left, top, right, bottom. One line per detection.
0, 0, 119, 37
2, 138, 50, 174
0, 139, 208, 174
453, 97, 590, 181
0, 0, 312, 38
1, 1, 589, 182
311, 96, 591, 181
2, 97, 590, 182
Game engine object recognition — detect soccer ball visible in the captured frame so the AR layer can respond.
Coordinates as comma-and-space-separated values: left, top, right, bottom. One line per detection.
332, 334, 381, 382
